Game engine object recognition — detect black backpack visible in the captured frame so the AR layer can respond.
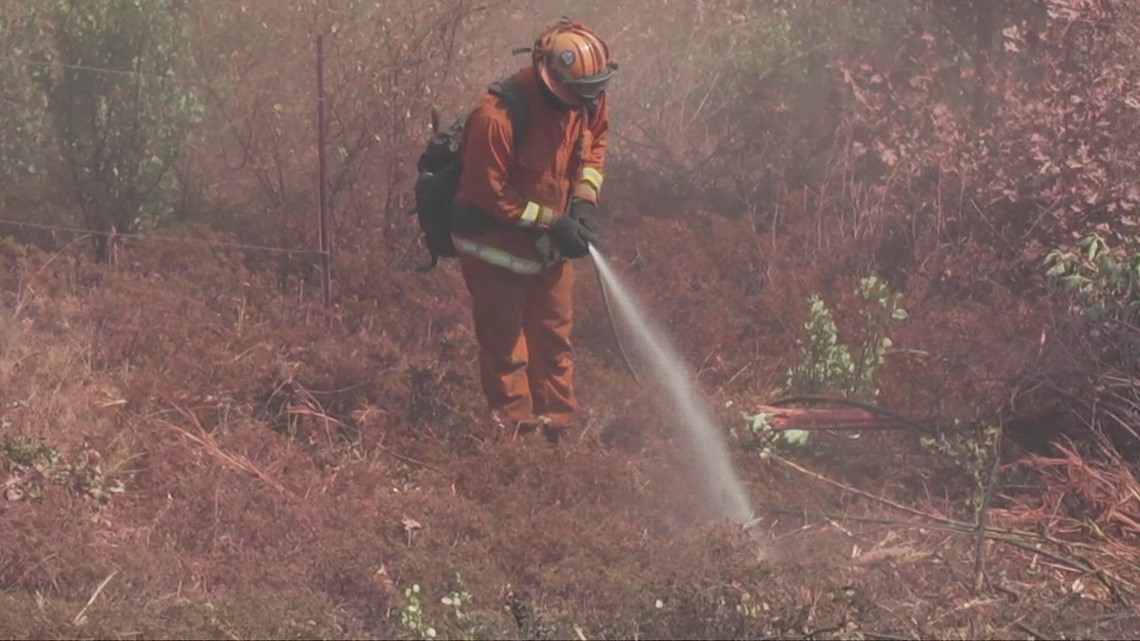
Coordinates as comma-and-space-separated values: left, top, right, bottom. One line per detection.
411, 79, 531, 270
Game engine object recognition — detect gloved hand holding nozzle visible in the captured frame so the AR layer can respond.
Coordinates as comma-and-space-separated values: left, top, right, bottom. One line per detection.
550, 197, 599, 259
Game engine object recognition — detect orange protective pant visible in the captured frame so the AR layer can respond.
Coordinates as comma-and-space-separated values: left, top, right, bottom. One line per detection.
458, 254, 577, 428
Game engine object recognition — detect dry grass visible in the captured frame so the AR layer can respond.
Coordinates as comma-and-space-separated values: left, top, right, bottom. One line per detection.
1, 217, 1138, 639
1017, 438, 1140, 539
160, 407, 291, 496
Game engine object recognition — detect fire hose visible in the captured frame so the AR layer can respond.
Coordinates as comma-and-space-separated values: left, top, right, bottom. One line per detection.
590, 246, 641, 384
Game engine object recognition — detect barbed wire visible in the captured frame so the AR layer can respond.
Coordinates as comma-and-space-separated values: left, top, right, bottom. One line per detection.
0, 217, 324, 257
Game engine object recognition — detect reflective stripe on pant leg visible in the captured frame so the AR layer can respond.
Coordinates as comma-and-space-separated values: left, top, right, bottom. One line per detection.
452, 236, 542, 275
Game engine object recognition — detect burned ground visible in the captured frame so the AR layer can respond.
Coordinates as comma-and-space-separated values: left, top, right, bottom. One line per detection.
4, 1, 1140, 638
1, 202, 1136, 640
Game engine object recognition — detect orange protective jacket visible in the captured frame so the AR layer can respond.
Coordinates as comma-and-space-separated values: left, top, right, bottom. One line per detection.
452, 65, 609, 275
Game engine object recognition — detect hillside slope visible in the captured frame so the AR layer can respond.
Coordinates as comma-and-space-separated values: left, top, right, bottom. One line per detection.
0, 216, 1135, 639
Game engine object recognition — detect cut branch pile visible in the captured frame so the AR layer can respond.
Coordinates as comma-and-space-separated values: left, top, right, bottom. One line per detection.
1000, 437, 1140, 540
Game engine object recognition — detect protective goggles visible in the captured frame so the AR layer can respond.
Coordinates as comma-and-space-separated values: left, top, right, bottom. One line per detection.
558, 64, 617, 101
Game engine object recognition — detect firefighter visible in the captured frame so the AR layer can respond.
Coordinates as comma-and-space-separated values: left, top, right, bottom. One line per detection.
451, 19, 615, 444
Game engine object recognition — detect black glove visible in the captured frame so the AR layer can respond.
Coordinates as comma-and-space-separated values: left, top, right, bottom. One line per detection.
548, 211, 596, 260
568, 198, 600, 237
534, 233, 561, 266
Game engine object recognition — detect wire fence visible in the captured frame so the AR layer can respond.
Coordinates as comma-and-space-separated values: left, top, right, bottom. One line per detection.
0, 36, 342, 301
0, 50, 323, 254
1, 21, 503, 300
0, 54, 312, 104
0, 45, 412, 104
0, 217, 326, 257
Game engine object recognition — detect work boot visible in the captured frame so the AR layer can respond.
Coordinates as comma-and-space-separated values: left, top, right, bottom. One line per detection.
540, 419, 570, 446
541, 424, 562, 446
483, 411, 544, 441
512, 417, 544, 440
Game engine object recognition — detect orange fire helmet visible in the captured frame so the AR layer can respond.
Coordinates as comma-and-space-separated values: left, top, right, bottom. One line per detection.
531, 19, 616, 107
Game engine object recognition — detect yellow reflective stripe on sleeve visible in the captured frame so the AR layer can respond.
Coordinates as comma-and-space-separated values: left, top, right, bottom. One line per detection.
573, 182, 599, 202
534, 206, 557, 226
582, 167, 604, 191
518, 201, 542, 227
517, 201, 558, 228
452, 236, 542, 275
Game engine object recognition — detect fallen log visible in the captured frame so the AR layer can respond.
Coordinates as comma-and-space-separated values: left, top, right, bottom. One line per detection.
754, 396, 938, 433
753, 405, 907, 431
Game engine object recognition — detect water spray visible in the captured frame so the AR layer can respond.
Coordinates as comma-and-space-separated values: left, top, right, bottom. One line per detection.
591, 245, 641, 385
589, 245, 756, 528
741, 514, 764, 536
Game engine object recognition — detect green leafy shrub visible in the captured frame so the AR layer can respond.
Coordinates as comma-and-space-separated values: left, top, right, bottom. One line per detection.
1, 435, 124, 504
920, 423, 1001, 510
400, 584, 437, 640
1045, 234, 1140, 331
1043, 233, 1140, 449
784, 295, 854, 396
26, 0, 204, 260
740, 410, 811, 458
399, 576, 481, 641
785, 275, 908, 399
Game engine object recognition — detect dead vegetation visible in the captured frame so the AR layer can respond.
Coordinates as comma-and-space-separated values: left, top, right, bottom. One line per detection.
3, 0, 1140, 639
1, 204, 1137, 639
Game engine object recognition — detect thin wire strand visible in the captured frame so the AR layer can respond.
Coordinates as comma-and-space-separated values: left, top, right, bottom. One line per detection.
0, 55, 311, 103
0, 218, 324, 256
1, 52, 402, 101
4, 54, 190, 82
